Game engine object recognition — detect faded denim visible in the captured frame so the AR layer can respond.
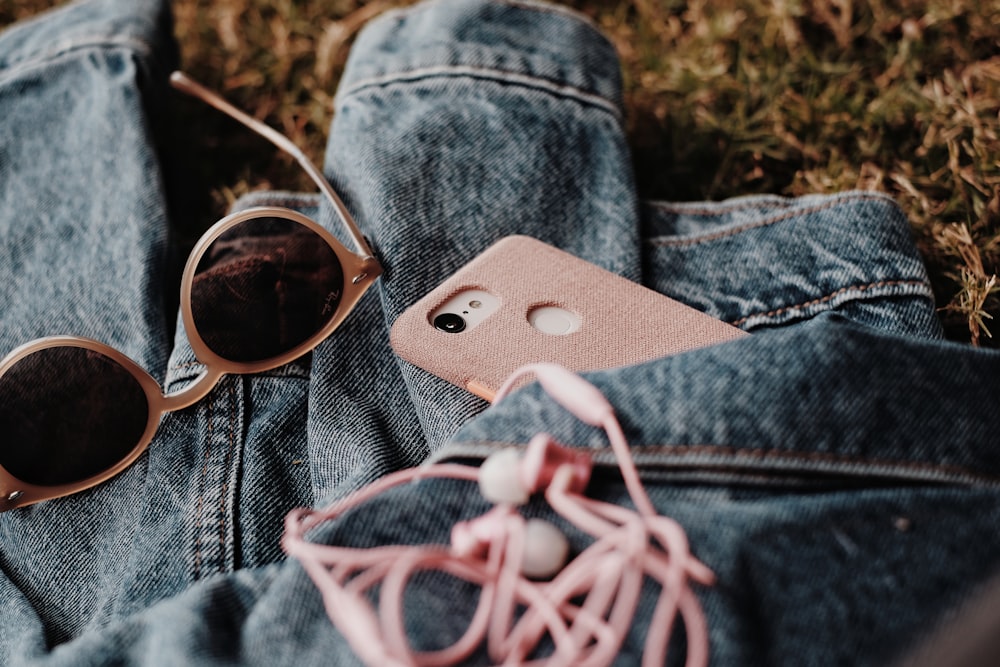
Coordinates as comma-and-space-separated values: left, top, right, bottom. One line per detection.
1, 0, 997, 665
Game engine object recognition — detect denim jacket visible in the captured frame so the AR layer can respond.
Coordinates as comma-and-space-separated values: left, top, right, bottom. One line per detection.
0, 0, 997, 665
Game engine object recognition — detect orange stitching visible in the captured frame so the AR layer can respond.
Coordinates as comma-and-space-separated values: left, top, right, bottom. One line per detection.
729, 279, 929, 327
646, 193, 894, 248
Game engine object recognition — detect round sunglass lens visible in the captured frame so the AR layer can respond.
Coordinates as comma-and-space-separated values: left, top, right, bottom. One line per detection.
190, 216, 345, 363
0, 346, 150, 487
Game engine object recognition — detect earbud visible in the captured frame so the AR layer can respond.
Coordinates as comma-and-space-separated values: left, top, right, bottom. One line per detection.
479, 448, 530, 505
285, 362, 713, 667
451, 509, 569, 580
479, 435, 594, 506
521, 519, 569, 579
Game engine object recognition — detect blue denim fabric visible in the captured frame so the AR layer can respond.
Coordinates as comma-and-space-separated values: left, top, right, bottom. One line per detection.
0, 0, 995, 665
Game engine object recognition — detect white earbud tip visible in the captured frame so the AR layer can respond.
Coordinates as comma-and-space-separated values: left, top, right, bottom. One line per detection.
521, 519, 570, 579
479, 449, 530, 505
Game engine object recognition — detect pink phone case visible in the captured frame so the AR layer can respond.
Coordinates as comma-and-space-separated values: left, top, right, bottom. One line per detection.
390, 236, 747, 400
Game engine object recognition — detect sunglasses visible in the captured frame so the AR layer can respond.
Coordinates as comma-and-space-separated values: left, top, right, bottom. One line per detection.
0, 72, 382, 512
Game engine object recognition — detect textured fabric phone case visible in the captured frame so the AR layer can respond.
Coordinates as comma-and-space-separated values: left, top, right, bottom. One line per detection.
390, 236, 747, 398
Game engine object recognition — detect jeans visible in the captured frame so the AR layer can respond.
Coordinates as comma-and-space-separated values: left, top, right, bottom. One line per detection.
1, 0, 998, 664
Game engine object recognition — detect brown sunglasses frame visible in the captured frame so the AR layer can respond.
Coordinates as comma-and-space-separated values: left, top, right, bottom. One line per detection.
0, 73, 382, 512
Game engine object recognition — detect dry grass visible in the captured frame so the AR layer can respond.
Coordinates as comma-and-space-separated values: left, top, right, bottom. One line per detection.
3, 0, 999, 344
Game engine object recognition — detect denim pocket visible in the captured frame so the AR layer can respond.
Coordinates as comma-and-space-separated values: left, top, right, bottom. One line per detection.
641, 192, 942, 339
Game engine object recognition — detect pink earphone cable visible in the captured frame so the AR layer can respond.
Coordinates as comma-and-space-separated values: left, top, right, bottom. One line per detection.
282, 363, 714, 666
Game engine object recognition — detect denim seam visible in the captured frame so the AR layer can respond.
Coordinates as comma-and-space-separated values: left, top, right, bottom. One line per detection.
645, 193, 898, 247
337, 66, 622, 120
218, 381, 237, 573
730, 279, 933, 327
630, 444, 1000, 488
435, 441, 1000, 488
192, 396, 213, 580
0, 38, 157, 85
644, 191, 897, 217
191, 383, 237, 578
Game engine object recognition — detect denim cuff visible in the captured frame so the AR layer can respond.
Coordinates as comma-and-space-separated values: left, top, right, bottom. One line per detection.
0, 0, 175, 80
337, 0, 623, 116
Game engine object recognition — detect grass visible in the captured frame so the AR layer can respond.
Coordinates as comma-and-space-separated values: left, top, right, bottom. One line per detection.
2, 0, 999, 344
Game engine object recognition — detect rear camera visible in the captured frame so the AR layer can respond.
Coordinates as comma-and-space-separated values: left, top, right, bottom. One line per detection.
433, 313, 467, 333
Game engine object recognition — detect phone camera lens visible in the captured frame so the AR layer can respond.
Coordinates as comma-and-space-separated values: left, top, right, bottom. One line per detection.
433, 313, 467, 333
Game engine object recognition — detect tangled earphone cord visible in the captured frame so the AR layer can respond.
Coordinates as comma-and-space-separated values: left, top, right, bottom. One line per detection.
282, 363, 714, 667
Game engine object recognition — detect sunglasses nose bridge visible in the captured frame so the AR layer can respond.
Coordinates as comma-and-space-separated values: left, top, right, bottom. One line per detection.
159, 365, 226, 413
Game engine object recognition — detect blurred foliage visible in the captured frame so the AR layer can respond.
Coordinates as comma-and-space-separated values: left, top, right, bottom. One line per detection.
590, 0, 1000, 344
2, 0, 999, 343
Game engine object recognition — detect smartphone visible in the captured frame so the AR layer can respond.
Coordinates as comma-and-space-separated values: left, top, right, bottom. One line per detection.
390, 235, 747, 401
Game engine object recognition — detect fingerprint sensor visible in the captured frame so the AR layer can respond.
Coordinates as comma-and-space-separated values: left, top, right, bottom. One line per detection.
527, 306, 582, 335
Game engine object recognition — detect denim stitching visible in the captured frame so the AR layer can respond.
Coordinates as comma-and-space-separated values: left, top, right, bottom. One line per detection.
219, 381, 236, 571
644, 191, 897, 216
192, 395, 212, 580
645, 193, 897, 247
338, 66, 622, 120
627, 444, 1000, 487
169, 361, 203, 371
0, 39, 156, 85
443, 441, 1000, 488
730, 279, 932, 327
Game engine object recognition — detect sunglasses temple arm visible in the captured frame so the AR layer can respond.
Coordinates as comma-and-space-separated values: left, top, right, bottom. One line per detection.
168, 72, 378, 263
